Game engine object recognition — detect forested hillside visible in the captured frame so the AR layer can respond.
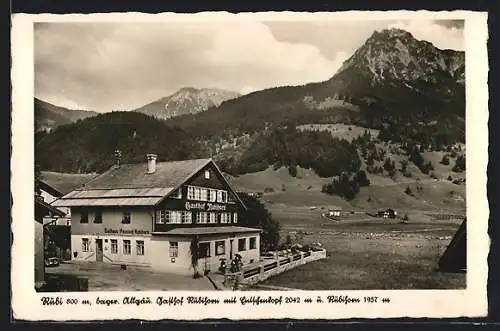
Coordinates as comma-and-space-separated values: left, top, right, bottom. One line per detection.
35, 111, 202, 173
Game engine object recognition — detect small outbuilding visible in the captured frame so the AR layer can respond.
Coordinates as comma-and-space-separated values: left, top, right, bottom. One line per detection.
35, 197, 66, 289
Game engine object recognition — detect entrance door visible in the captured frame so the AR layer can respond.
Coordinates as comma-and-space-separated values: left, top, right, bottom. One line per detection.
229, 239, 234, 260
95, 239, 103, 262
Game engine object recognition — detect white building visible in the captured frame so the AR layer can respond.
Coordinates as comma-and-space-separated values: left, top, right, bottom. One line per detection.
52, 156, 261, 276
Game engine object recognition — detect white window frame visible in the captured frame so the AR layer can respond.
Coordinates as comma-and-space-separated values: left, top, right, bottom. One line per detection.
215, 240, 225, 256
210, 189, 217, 202
169, 241, 179, 257
233, 212, 238, 223
172, 188, 182, 199
201, 188, 208, 201
249, 237, 257, 250
209, 212, 216, 224
171, 211, 182, 224
181, 211, 192, 224
136, 240, 145, 256
123, 240, 131, 255
187, 186, 195, 200
110, 239, 118, 254
204, 170, 210, 179
196, 211, 207, 224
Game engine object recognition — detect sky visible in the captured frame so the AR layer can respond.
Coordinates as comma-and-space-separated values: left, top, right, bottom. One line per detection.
34, 18, 464, 112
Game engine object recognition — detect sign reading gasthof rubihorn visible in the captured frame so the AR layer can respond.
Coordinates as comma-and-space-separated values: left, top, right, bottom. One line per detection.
185, 201, 227, 212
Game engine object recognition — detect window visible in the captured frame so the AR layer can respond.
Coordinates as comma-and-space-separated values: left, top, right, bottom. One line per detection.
209, 189, 217, 202
204, 170, 210, 179
222, 191, 227, 203
82, 238, 89, 252
249, 237, 257, 250
171, 211, 182, 223
80, 211, 88, 223
122, 211, 131, 224
199, 242, 211, 258
123, 240, 131, 255
196, 211, 207, 224
194, 187, 201, 200
172, 188, 182, 199
220, 213, 229, 224
201, 188, 208, 201
233, 212, 238, 224
110, 239, 118, 254
209, 212, 216, 224
169, 242, 178, 257
215, 241, 225, 256
94, 211, 102, 223
181, 211, 192, 224
238, 238, 246, 251
217, 190, 223, 202
157, 210, 166, 224
188, 186, 195, 200
136, 240, 144, 256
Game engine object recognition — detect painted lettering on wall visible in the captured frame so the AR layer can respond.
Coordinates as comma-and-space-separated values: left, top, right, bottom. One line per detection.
185, 202, 226, 212
104, 228, 150, 235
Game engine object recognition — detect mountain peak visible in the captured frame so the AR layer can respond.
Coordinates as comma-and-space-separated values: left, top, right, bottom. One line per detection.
336, 28, 464, 86
134, 87, 241, 120
177, 87, 199, 93
371, 28, 414, 40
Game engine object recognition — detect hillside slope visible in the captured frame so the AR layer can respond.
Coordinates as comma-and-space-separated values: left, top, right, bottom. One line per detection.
35, 98, 98, 132
35, 111, 202, 173
167, 28, 464, 147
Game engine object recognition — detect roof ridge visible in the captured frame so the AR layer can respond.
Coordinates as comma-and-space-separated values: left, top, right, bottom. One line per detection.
76, 186, 173, 191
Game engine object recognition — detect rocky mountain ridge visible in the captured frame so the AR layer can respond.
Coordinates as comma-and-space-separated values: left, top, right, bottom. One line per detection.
134, 87, 241, 120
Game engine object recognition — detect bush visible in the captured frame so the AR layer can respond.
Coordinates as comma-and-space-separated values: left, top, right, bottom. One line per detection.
421, 161, 433, 174
383, 157, 396, 172
404, 186, 413, 196
400, 160, 408, 173
452, 155, 466, 172
322, 173, 360, 201
447, 175, 453, 181
238, 193, 281, 252
357, 170, 370, 187
264, 187, 275, 193
440, 155, 450, 165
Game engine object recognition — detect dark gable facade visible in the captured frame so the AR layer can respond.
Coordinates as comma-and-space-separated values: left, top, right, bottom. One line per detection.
154, 161, 242, 232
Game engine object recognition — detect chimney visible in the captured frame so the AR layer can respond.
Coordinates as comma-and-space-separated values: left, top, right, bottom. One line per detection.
146, 154, 158, 174
114, 149, 122, 168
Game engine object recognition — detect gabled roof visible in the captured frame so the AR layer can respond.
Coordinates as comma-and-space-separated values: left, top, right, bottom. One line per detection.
38, 180, 63, 197
52, 158, 246, 208
40, 172, 99, 195
35, 198, 66, 222
81, 158, 212, 190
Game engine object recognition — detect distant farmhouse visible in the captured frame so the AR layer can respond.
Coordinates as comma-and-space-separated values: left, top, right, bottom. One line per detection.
52, 156, 261, 275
